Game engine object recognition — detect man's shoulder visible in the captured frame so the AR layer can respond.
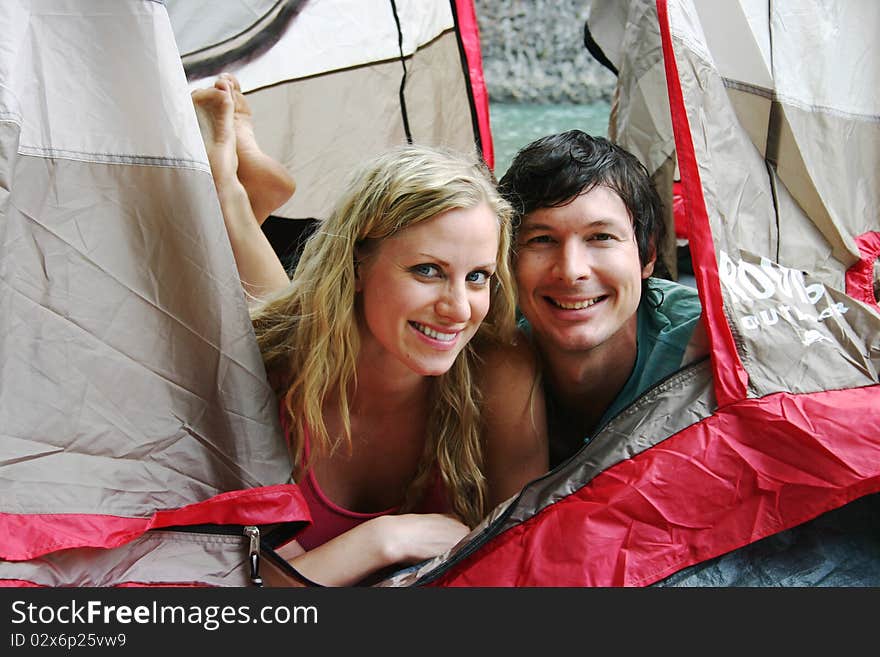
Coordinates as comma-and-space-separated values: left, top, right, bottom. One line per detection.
639, 276, 707, 367
647, 276, 700, 305
643, 277, 702, 327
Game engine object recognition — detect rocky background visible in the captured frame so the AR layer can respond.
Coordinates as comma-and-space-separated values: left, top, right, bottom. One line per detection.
473, 0, 617, 103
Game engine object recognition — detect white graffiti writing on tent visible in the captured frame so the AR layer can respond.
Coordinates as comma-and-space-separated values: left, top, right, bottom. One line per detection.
718, 251, 849, 344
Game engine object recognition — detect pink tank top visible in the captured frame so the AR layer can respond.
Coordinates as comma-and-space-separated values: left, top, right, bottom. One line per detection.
283, 415, 451, 551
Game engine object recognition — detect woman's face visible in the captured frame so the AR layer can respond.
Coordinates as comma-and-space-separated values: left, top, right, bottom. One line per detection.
356, 202, 500, 377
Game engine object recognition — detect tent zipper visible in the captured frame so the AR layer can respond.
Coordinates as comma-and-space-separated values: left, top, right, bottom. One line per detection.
164, 524, 263, 586
243, 525, 263, 586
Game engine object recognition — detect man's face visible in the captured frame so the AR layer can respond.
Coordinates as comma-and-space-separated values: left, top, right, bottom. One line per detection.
514, 185, 654, 357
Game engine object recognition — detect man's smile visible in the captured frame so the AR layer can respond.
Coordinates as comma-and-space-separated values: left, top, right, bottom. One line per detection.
545, 295, 607, 310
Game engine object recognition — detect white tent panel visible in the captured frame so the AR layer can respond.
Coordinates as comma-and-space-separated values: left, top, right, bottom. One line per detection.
181, 0, 455, 93
9, 0, 207, 168
167, 0, 280, 56
693, 0, 772, 91
774, 1, 880, 116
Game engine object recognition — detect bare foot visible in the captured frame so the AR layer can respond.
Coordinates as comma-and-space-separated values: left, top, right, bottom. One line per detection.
217, 73, 296, 223
192, 79, 238, 187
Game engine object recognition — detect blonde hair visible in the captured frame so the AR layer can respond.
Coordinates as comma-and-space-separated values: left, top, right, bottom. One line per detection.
251, 144, 516, 526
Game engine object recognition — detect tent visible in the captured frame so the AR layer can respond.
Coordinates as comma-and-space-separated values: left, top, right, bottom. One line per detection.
2, 0, 877, 587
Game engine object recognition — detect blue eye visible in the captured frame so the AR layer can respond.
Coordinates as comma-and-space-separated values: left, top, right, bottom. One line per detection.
466, 270, 491, 285
412, 264, 440, 277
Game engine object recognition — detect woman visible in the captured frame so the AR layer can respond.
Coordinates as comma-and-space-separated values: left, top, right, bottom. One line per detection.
193, 76, 547, 586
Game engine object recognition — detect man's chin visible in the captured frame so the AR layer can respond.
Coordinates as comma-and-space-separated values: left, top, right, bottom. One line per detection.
535, 326, 604, 354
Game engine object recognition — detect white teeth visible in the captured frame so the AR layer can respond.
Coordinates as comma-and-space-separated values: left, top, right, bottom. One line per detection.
413, 322, 456, 342
552, 297, 599, 310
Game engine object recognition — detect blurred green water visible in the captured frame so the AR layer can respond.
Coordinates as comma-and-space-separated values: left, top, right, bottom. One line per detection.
489, 101, 611, 179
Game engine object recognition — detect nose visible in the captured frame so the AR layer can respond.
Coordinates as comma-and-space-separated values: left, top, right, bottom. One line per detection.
552, 239, 591, 283
436, 281, 470, 323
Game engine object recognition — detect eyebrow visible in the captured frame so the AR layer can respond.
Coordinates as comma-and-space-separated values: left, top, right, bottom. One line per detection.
520, 218, 618, 231
518, 222, 556, 232
415, 254, 496, 270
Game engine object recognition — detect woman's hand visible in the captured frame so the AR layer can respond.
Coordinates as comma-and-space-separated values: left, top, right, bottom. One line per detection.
285, 513, 470, 587
377, 513, 470, 564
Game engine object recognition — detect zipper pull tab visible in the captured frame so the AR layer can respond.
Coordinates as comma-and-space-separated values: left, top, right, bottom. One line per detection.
243, 525, 263, 587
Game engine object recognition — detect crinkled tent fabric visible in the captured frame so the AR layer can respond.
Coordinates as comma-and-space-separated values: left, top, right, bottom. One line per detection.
0, 0, 305, 587
2, 0, 877, 587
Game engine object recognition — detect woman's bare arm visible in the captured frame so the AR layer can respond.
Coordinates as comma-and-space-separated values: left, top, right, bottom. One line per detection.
480, 335, 549, 509
277, 513, 469, 586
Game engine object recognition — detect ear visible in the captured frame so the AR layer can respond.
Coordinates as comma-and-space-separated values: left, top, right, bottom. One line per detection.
641, 248, 656, 279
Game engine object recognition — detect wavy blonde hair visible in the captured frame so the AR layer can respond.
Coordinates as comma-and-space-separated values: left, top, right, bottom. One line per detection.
251, 144, 516, 527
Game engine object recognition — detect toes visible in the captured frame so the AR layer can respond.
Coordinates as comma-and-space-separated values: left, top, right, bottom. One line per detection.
219, 72, 242, 93
192, 86, 235, 146
213, 77, 233, 94
214, 73, 250, 116
192, 86, 233, 114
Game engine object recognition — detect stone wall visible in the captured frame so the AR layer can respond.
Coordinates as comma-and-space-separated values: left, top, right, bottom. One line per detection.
473, 0, 617, 104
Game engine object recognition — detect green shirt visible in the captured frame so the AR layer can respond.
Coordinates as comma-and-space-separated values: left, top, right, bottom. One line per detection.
595, 278, 702, 431
521, 278, 702, 466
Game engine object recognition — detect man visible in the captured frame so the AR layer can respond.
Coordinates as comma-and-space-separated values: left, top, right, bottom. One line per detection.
499, 130, 704, 468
